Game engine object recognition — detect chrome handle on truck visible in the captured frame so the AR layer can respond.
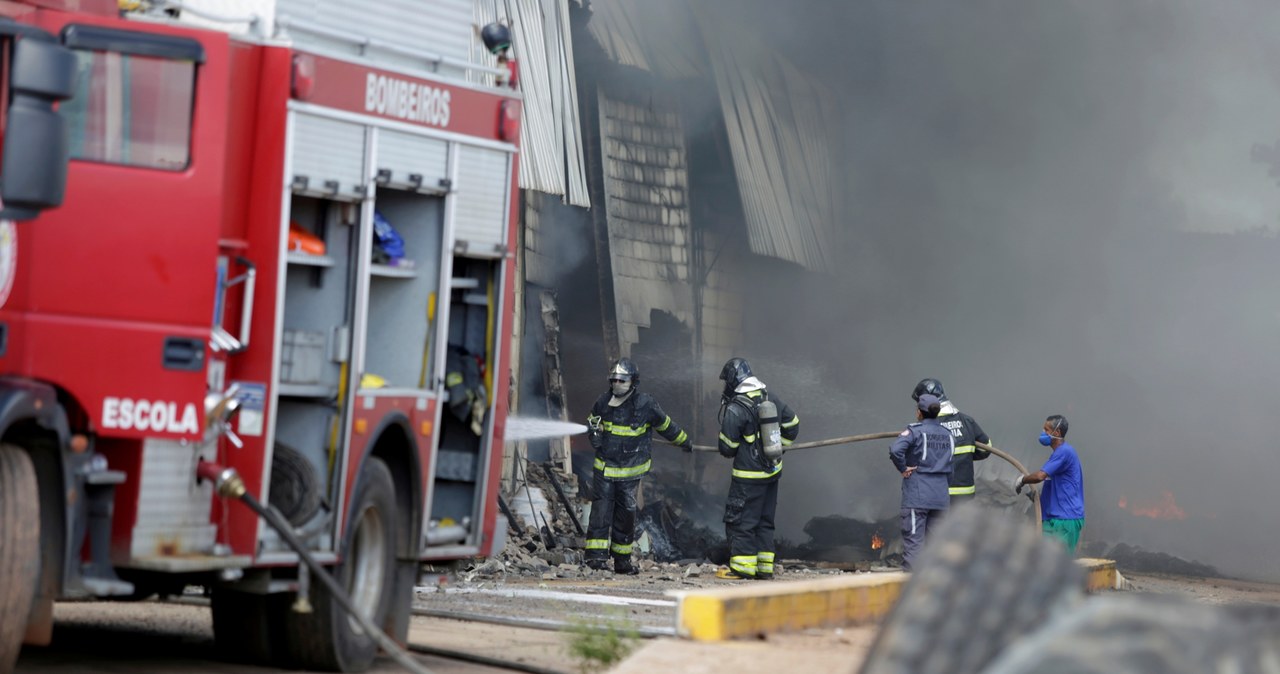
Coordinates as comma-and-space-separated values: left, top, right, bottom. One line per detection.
211, 256, 256, 354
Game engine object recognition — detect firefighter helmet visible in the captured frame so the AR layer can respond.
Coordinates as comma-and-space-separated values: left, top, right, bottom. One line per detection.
719, 357, 753, 390
608, 358, 638, 396
911, 378, 946, 402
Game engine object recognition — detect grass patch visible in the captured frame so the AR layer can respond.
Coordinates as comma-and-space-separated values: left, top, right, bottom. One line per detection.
565, 611, 641, 673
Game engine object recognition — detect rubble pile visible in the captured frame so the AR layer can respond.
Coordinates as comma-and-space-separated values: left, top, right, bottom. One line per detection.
1079, 541, 1221, 578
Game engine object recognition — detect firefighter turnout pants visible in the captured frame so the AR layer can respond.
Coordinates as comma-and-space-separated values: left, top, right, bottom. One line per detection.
724, 478, 779, 578
585, 473, 640, 570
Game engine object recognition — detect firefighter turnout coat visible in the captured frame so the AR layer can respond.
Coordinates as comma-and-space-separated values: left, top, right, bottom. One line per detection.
587, 391, 688, 481
937, 401, 990, 498
718, 385, 800, 482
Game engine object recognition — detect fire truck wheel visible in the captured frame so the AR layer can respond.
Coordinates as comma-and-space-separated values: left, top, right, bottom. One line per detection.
858, 503, 1085, 674
269, 442, 323, 527
0, 444, 40, 672
210, 587, 286, 665
283, 457, 398, 672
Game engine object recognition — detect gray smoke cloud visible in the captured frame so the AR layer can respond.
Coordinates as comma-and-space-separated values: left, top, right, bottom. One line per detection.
557, 0, 1280, 581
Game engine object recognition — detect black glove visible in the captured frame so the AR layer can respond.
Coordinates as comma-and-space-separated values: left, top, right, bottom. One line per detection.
679, 439, 693, 453
1014, 475, 1026, 495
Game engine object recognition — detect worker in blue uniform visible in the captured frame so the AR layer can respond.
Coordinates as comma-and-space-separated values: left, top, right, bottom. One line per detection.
1015, 414, 1085, 554
889, 393, 955, 571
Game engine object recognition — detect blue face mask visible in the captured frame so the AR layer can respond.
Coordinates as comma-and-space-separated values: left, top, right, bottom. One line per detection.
1038, 432, 1054, 446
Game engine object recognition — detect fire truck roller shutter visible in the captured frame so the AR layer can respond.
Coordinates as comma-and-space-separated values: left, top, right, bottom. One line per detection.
291, 114, 366, 201
282, 457, 399, 671
375, 130, 447, 191
453, 145, 510, 254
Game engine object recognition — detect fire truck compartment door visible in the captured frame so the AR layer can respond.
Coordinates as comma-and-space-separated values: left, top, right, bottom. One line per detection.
292, 114, 366, 201
376, 130, 447, 191
453, 146, 510, 256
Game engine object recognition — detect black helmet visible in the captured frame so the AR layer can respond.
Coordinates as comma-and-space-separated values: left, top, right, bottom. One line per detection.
480, 21, 513, 55
609, 358, 639, 385
912, 378, 946, 402
719, 357, 753, 390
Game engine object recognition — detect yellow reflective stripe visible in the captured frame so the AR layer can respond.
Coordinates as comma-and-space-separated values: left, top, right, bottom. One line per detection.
656, 415, 672, 432
954, 445, 976, 455
732, 462, 783, 479
598, 460, 651, 479
757, 552, 775, 562
729, 556, 758, 575
719, 432, 740, 448
949, 485, 977, 495
743, 433, 758, 443
611, 542, 633, 555
781, 438, 793, 446
446, 373, 463, 386
781, 415, 799, 429
585, 539, 610, 549
746, 391, 763, 398
673, 430, 688, 445
602, 422, 649, 437
759, 563, 775, 573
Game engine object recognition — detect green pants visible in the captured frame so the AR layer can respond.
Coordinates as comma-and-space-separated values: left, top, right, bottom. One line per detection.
1042, 518, 1084, 555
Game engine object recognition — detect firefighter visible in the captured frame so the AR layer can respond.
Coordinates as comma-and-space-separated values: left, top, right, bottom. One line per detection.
912, 378, 991, 504
716, 357, 800, 580
889, 393, 955, 571
584, 358, 692, 574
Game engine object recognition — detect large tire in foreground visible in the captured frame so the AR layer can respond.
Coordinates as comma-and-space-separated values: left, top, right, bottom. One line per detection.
283, 457, 399, 672
0, 445, 40, 674
859, 503, 1084, 674
983, 595, 1280, 674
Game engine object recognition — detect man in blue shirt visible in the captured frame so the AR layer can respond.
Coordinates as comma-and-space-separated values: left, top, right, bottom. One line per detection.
1015, 414, 1085, 554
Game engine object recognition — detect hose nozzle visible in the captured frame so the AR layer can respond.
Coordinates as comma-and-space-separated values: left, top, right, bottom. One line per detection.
196, 460, 246, 499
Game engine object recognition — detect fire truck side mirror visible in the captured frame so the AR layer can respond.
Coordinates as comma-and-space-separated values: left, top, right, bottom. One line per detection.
1, 35, 76, 221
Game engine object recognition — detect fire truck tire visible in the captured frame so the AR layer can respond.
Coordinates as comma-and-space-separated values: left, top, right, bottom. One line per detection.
0, 445, 40, 673
282, 457, 398, 672
858, 503, 1084, 674
210, 587, 286, 665
269, 442, 322, 527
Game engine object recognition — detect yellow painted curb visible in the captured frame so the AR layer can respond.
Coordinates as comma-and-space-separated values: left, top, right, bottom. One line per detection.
1076, 557, 1118, 593
670, 572, 908, 641
673, 559, 1120, 641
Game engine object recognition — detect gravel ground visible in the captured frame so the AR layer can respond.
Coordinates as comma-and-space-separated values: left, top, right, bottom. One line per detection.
14, 569, 1279, 674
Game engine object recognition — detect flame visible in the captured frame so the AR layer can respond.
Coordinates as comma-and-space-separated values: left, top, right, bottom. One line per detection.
871, 532, 885, 550
1118, 490, 1187, 520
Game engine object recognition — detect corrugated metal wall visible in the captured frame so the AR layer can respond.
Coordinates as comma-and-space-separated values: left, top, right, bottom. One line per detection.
698, 16, 840, 273
598, 92, 694, 356
586, 0, 842, 274
474, 0, 590, 207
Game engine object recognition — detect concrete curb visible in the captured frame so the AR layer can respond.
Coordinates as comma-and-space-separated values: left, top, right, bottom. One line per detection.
670, 559, 1120, 641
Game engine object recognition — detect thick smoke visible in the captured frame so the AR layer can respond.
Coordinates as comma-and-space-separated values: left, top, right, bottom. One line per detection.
729, 0, 1280, 581
556, 0, 1280, 580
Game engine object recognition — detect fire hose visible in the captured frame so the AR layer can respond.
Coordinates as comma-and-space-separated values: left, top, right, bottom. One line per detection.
196, 461, 435, 674
690, 433, 1042, 524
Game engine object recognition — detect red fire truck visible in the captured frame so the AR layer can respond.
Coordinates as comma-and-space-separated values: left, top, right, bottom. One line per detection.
0, 1, 523, 671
